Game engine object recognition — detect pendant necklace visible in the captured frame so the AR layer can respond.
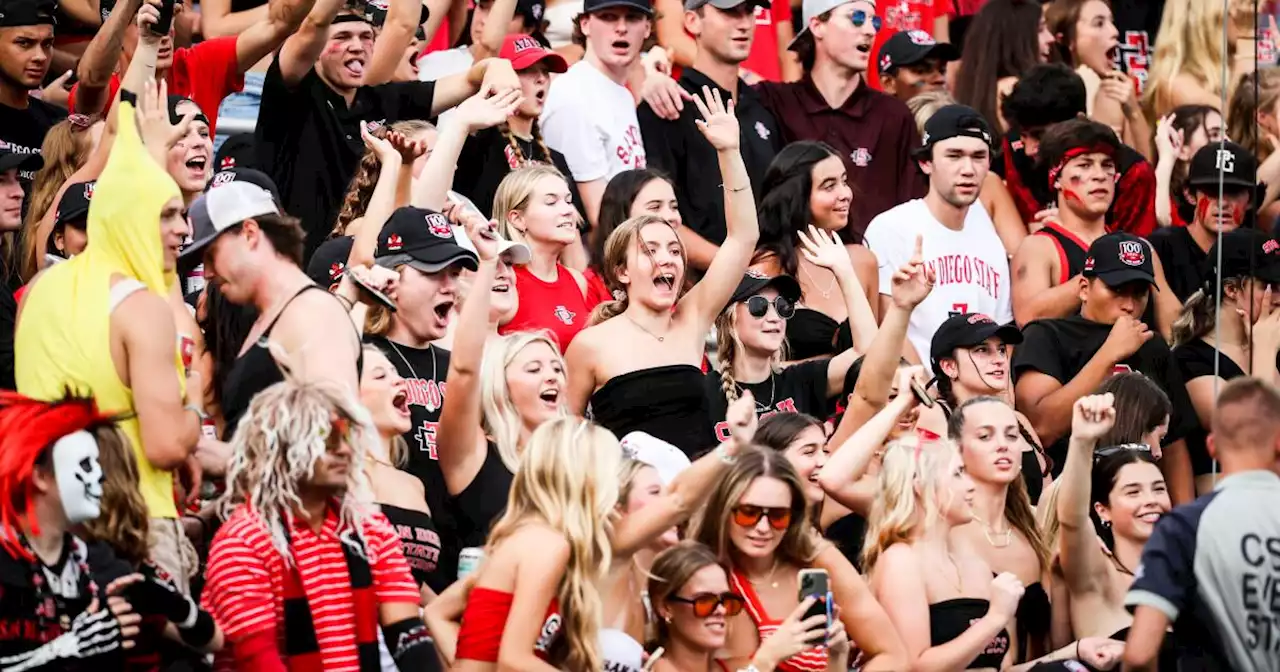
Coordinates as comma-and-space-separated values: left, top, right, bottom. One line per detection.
387, 340, 438, 412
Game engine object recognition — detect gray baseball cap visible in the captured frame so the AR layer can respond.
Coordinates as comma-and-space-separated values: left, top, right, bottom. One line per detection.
684, 0, 768, 12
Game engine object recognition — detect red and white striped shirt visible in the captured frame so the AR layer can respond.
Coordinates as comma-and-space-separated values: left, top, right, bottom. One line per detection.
202, 506, 420, 671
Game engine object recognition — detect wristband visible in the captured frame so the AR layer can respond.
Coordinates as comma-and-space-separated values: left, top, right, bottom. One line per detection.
176, 610, 216, 649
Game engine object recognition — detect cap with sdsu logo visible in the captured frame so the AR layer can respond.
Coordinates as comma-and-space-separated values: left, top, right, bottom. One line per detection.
1082, 233, 1157, 288
1203, 228, 1280, 288
54, 181, 95, 230
500, 34, 568, 73
929, 313, 1023, 365
1187, 141, 1256, 191
878, 29, 959, 74
375, 207, 480, 274
307, 235, 356, 291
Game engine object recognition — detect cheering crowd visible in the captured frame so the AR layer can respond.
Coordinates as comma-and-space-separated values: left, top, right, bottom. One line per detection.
1, 0, 1279, 668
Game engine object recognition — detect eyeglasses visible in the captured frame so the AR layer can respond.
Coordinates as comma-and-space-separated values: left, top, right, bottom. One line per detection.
733, 504, 792, 530
1094, 443, 1151, 461
850, 10, 882, 30
745, 295, 796, 319
667, 591, 746, 617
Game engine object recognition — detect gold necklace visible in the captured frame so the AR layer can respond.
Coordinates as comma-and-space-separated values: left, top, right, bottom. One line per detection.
799, 261, 837, 299
747, 558, 781, 589
945, 552, 964, 593
974, 515, 1013, 548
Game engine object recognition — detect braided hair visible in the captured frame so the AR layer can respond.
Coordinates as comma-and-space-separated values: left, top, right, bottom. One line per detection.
714, 303, 787, 405
499, 120, 555, 168
333, 120, 436, 237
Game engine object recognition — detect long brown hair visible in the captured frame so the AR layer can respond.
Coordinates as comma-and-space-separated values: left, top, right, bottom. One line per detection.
78, 424, 150, 565
333, 120, 435, 237
588, 214, 686, 325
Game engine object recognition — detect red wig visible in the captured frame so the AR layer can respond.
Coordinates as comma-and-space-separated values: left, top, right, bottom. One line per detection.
0, 391, 114, 561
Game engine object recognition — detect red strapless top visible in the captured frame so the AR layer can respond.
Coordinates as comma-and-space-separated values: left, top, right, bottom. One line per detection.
456, 587, 563, 662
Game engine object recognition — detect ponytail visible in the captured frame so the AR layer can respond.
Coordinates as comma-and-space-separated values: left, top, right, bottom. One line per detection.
1172, 279, 1243, 347
589, 298, 626, 326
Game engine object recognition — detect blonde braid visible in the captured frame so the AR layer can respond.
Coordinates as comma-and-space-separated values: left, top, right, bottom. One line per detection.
715, 310, 740, 404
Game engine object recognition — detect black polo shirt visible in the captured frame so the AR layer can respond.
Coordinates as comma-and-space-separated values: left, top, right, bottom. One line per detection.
1148, 226, 1209, 303
753, 75, 925, 241
639, 68, 782, 245
452, 126, 586, 222
0, 97, 67, 190
254, 57, 437, 260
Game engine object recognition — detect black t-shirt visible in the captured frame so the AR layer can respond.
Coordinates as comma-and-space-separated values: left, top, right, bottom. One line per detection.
703, 359, 831, 442
1173, 339, 1244, 475
452, 127, 586, 223
1148, 226, 1208, 303
0, 97, 67, 190
0, 535, 131, 668
1012, 314, 1197, 474
253, 57, 437, 260
363, 336, 458, 583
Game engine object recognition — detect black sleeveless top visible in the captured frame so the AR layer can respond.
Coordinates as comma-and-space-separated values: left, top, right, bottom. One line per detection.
785, 309, 853, 361
450, 443, 514, 550
1015, 582, 1051, 663
930, 598, 1010, 669
379, 503, 445, 594
1033, 223, 1091, 284
221, 286, 363, 438
589, 365, 716, 457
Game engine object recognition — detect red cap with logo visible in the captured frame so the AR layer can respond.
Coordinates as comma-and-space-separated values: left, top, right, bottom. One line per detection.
500, 34, 568, 73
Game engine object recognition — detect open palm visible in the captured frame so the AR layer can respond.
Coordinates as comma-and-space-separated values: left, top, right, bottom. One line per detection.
692, 86, 739, 151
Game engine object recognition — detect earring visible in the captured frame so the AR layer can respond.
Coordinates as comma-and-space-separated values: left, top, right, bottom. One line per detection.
1102, 520, 1111, 528
612, 289, 627, 301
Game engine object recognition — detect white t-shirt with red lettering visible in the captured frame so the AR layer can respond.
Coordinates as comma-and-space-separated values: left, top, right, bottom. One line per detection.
540, 61, 646, 184
864, 197, 1012, 375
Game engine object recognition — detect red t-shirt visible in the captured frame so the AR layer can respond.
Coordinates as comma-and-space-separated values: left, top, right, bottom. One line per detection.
68, 35, 245, 133
741, 0, 792, 83
866, 0, 951, 90
499, 264, 599, 352
203, 506, 420, 671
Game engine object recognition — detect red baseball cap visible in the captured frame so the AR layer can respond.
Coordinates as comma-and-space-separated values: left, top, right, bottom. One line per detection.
500, 34, 568, 73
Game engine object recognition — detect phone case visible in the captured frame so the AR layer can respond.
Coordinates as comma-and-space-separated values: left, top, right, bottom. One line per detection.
797, 569, 830, 634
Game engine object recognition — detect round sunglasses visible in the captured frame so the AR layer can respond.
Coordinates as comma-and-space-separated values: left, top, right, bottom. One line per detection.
668, 591, 746, 618
733, 504, 792, 530
744, 295, 796, 319
850, 9, 882, 31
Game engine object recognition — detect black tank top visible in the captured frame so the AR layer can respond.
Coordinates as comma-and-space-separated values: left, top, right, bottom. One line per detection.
589, 365, 716, 457
450, 443, 514, 549
220, 286, 362, 438
930, 598, 1010, 669
1015, 582, 1051, 663
786, 308, 845, 361
1033, 223, 1091, 284
379, 503, 446, 594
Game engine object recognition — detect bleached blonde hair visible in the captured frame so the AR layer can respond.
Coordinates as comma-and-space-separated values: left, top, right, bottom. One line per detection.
493, 164, 574, 248
1143, 0, 1234, 120
218, 378, 378, 565
484, 417, 621, 671
861, 435, 957, 574
479, 330, 567, 472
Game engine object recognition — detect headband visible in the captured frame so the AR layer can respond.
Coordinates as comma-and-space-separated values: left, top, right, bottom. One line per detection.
1047, 143, 1116, 190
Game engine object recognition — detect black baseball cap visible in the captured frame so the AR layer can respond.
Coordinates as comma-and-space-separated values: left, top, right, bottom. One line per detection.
375, 207, 480, 274
915, 104, 993, 159
515, 0, 547, 26
1082, 233, 1156, 288
877, 29, 959, 74
584, 0, 653, 16
307, 236, 356, 291
730, 270, 801, 304
214, 134, 256, 173
204, 166, 282, 203
0, 146, 43, 173
1204, 228, 1280, 287
684, 0, 768, 11
1187, 141, 1256, 191
929, 313, 1023, 365
0, 0, 56, 27
53, 181, 95, 230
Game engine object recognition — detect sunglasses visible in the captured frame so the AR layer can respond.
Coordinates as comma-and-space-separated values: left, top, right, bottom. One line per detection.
1094, 443, 1151, 462
850, 9, 882, 30
668, 591, 746, 618
745, 295, 796, 319
733, 504, 792, 530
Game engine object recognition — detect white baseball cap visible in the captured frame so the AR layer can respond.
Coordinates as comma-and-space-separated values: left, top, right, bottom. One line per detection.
620, 432, 691, 485
788, 0, 875, 51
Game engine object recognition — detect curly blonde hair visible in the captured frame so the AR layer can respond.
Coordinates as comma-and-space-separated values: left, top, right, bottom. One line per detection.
217, 378, 378, 564
484, 417, 620, 671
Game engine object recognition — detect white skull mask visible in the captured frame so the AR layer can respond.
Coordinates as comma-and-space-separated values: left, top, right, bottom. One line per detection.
52, 431, 104, 524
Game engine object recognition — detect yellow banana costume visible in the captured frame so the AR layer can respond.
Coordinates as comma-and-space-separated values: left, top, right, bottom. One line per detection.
16, 101, 187, 519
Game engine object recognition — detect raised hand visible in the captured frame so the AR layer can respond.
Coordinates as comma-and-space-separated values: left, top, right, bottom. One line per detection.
691, 86, 739, 152
1154, 114, 1183, 163
139, 79, 193, 158
893, 365, 928, 410
388, 130, 430, 164
724, 390, 758, 448
1071, 393, 1117, 443
446, 199, 500, 261
360, 121, 398, 163
798, 225, 854, 276
457, 86, 523, 133
890, 234, 935, 309
756, 597, 828, 665
135, 0, 163, 44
